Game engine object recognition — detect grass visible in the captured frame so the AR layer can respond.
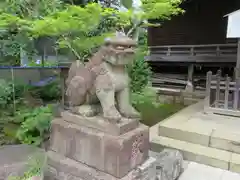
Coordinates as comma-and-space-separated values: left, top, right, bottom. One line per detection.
136, 102, 185, 127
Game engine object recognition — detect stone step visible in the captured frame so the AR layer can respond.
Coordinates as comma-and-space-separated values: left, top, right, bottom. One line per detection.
150, 135, 240, 174
159, 121, 240, 154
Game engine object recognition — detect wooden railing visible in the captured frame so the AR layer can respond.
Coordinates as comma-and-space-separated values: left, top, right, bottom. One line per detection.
149, 43, 238, 56
204, 69, 240, 117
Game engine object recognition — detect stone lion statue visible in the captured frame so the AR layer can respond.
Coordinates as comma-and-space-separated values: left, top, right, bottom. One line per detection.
65, 33, 140, 123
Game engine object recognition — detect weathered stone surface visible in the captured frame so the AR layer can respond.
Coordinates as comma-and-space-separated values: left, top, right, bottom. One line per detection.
132, 156, 158, 180
65, 32, 140, 123
155, 149, 183, 180
49, 118, 149, 178
61, 111, 139, 136
47, 150, 156, 180
0, 145, 46, 179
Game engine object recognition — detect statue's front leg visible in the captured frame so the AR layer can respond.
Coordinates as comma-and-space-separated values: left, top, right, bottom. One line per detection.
95, 75, 122, 123
117, 87, 140, 119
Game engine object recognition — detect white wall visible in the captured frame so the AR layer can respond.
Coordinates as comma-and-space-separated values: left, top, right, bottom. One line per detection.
227, 10, 240, 38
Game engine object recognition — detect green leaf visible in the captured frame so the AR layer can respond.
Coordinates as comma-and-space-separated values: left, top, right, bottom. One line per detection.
121, 0, 133, 9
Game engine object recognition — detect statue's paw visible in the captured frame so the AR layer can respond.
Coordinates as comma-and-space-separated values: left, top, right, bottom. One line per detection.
78, 105, 98, 117
104, 110, 122, 123
121, 108, 141, 119
81, 110, 95, 117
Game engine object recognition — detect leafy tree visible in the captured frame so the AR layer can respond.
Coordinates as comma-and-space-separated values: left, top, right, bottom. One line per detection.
0, 0, 184, 64
0, 0, 63, 66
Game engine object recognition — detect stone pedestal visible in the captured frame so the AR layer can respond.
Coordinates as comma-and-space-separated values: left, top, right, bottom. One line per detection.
46, 151, 157, 180
48, 111, 150, 179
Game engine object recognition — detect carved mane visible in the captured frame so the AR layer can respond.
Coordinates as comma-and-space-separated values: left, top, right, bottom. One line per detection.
65, 46, 107, 106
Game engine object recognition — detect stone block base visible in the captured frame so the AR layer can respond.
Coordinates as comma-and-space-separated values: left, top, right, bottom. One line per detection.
46, 150, 153, 180
50, 118, 149, 178
46, 149, 184, 180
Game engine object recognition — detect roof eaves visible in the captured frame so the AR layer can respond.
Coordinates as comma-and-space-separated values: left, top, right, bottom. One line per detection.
224, 9, 240, 17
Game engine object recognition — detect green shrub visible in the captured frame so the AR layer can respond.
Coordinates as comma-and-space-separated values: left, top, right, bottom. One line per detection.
0, 79, 13, 109
15, 105, 53, 146
131, 86, 158, 108
128, 49, 152, 93
0, 79, 30, 110
30, 80, 61, 102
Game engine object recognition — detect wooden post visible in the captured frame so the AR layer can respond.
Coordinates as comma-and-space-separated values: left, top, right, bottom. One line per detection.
185, 64, 194, 92
224, 75, 230, 109
187, 64, 194, 83
204, 71, 212, 112
215, 70, 221, 108
236, 39, 240, 78
237, 39, 240, 69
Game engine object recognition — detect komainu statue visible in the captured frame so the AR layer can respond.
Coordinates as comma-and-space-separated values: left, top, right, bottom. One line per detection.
65, 33, 140, 123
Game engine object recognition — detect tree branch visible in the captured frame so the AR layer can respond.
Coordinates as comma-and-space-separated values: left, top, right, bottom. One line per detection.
61, 35, 81, 60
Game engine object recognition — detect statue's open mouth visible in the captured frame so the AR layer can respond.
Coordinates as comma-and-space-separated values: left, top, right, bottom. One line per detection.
104, 47, 136, 65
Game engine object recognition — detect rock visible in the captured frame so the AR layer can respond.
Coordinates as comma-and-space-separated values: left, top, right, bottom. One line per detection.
0, 145, 47, 179
155, 149, 183, 180
27, 175, 43, 180
132, 156, 158, 180
130, 149, 183, 180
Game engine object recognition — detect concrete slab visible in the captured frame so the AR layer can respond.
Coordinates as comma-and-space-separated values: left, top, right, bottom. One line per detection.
159, 121, 212, 146
179, 162, 240, 180
179, 162, 224, 180
150, 100, 240, 172
221, 170, 240, 180
230, 153, 240, 173
159, 101, 203, 127
157, 100, 240, 154
210, 129, 240, 153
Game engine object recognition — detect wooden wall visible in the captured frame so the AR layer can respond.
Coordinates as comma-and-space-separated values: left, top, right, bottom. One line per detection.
148, 0, 240, 46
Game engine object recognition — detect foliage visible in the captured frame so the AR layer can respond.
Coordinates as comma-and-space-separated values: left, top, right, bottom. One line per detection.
0, 79, 13, 109
0, 78, 57, 146
0, 0, 184, 65
141, 0, 184, 20
137, 101, 185, 126
0, 0, 64, 66
15, 105, 53, 146
131, 86, 158, 107
0, 79, 32, 111
128, 49, 151, 93
0, 79, 26, 145
1, 0, 63, 18
128, 29, 151, 93
30, 80, 61, 101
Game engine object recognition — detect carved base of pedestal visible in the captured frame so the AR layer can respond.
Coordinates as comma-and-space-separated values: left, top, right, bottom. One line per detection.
46, 151, 156, 180
61, 111, 139, 136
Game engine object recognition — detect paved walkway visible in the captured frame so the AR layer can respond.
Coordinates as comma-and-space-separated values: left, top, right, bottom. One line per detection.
180, 162, 240, 180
